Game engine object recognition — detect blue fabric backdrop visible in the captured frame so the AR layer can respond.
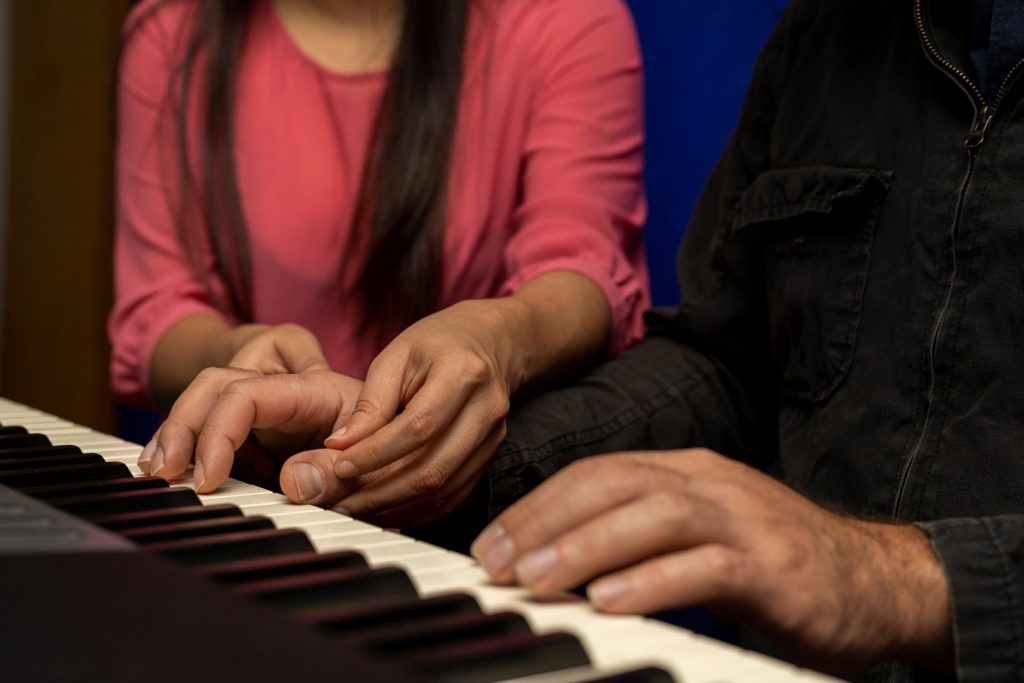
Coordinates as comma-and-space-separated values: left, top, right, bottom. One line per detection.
626, 0, 789, 305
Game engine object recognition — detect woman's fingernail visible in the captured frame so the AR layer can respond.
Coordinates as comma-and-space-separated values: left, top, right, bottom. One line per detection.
150, 445, 166, 476
331, 505, 350, 517
193, 459, 206, 491
334, 460, 358, 479
473, 524, 516, 576
327, 426, 347, 442
515, 546, 559, 585
588, 576, 630, 607
138, 439, 156, 472
291, 463, 323, 502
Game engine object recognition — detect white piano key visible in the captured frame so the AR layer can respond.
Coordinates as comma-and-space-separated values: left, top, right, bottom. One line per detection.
247, 503, 327, 518
217, 492, 292, 508
309, 530, 408, 555
273, 516, 379, 537
92, 446, 145, 462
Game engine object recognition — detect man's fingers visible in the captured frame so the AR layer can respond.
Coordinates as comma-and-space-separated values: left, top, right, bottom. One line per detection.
473, 455, 687, 580
586, 545, 743, 615
279, 449, 359, 505
507, 492, 721, 592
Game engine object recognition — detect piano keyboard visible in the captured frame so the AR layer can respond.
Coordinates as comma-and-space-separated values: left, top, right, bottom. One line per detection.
0, 396, 839, 683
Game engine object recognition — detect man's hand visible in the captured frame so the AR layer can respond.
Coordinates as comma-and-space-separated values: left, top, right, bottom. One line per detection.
139, 368, 364, 502
471, 450, 954, 674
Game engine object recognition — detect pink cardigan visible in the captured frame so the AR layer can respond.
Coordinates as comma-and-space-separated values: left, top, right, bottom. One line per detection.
111, 0, 650, 405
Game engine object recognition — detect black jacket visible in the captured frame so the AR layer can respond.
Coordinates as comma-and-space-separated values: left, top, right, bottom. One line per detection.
487, 0, 1024, 680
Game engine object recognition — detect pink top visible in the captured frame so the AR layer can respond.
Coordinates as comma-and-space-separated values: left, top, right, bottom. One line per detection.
111, 0, 650, 406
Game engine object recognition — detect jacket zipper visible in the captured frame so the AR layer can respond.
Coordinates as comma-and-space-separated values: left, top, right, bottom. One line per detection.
892, 0, 1024, 518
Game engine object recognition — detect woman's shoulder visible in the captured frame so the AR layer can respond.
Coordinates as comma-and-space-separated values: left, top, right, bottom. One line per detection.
481, 0, 633, 23
474, 0, 638, 60
471, 0, 639, 77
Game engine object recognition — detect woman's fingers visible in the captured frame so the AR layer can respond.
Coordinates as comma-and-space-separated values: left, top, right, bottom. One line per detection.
146, 367, 259, 479
191, 372, 362, 492
334, 409, 504, 522
148, 369, 364, 493
271, 324, 331, 373
323, 352, 408, 454
228, 323, 330, 374
279, 449, 359, 505
328, 357, 487, 478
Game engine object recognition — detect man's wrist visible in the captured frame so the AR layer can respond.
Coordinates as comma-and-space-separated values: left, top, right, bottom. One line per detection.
856, 521, 954, 672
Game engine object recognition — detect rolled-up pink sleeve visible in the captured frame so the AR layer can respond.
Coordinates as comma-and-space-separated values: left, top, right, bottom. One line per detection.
499, 0, 650, 356
109, 3, 230, 406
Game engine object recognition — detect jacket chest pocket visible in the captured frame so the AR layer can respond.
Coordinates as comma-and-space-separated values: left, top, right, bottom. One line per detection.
733, 166, 893, 402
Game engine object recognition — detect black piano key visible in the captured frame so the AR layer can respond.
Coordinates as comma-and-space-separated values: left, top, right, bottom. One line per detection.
0, 453, 102, 471
24, 476, 167, 500
360, 611, 531, 656
92, 504, 243, 532
581, 668, 676, 683
0, 461, 131, 489
122, 516, 275, 544
0, 425, 28, 436
148, 528, 314, 566
233, 566, 417, 611
0, 433, 52, 450
201, 550, 368, 585
51, 486, 201, 518
300, 593, 482, 636
0, 444, 81, 460
412, 632, 591, 683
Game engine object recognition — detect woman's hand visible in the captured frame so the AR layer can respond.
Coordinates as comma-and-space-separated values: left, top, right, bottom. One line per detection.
322, 271, 612, 527
139, 368, 364, 502
150, 316, 331, 410
226, 322, 331, 375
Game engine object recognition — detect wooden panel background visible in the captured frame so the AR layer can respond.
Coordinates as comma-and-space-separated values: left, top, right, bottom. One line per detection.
1, 0, 130, 431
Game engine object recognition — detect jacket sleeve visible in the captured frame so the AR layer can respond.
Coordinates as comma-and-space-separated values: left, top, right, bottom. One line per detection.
497, 0, 650, 357
487, 6, 804, 518
109, 1, 232, 407
918, 517, 1024, 681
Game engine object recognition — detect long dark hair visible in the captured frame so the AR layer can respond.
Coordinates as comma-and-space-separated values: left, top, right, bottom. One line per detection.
171, 0, 469, 335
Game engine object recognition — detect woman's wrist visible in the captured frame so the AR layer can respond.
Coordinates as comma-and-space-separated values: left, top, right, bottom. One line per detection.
151, 314, 239, 409
482, 271, 612, 396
